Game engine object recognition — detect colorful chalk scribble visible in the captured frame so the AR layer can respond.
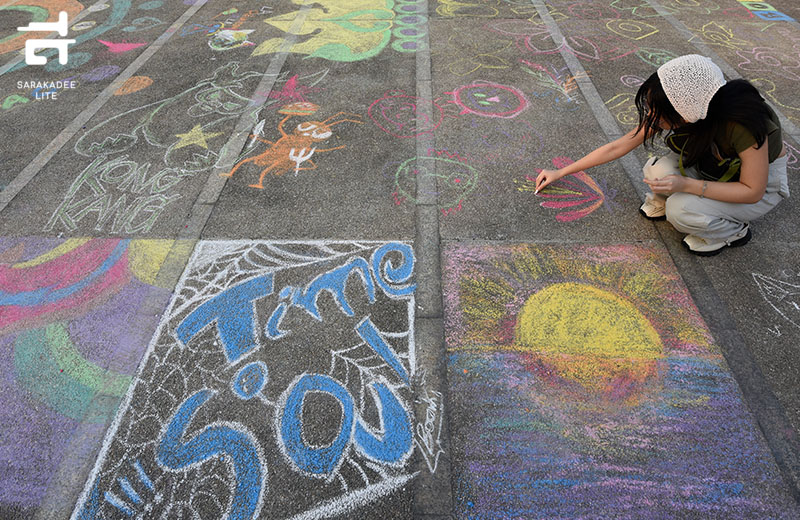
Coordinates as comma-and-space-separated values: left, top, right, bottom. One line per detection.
443, 243, 798, 518
0, 237, 190, 513
516, 156, 618, 222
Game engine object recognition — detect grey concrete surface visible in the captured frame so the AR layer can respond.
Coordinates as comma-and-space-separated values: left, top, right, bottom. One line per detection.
1, 0, 800, 518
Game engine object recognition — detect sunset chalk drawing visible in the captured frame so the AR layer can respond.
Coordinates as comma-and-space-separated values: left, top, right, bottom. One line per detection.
444, 243, 798, 518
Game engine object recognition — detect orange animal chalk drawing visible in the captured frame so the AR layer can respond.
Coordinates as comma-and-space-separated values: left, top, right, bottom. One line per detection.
221, 103, 363, 189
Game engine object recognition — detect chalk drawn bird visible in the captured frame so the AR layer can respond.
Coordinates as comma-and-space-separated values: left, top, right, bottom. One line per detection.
222, 103, 363, 188
752, 273, 800, 330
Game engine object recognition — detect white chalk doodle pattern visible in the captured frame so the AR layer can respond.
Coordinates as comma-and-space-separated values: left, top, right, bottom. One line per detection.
73, 241, 427, 519
753, 273, 800, 330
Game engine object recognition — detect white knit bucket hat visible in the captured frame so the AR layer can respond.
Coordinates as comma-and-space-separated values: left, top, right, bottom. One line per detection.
657, 55, 726, 123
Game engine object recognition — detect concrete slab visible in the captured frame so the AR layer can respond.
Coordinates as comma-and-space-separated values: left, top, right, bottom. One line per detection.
442, 241, 800, 518
0, 25, 280, 237
701, 241, 800, 434
71, 240, 423, 519
203, 50, 417, 240
429, 18, 658, 241
0, 0, 206, 188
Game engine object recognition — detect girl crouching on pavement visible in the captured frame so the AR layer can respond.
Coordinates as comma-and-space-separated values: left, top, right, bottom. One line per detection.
535, 54, 789, 256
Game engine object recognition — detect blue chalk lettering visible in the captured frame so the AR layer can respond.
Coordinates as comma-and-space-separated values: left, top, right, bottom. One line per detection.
118, 477, 142, 504
77, 482, 102, 519
157, 389, 264, 520
356, 317, 409, 385
294, 258, 376, 320
265, 302, 290, 339
280, 374, 354, 476
233, 361, 268, 400
133, 461, 154, 491
371, 242, 416, 297
103, 491, 133, 516
176, 275, 273, 363
354, 382, 413, 464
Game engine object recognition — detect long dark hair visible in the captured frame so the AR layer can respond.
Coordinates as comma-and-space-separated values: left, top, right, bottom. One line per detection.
635, 73, 771, 167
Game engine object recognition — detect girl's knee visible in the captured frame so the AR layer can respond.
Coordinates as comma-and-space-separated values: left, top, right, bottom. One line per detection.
665, 193, 709, 232
643, 154, 680, 180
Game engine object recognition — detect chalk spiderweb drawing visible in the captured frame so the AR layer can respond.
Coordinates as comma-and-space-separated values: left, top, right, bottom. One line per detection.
75, 241, 417, 519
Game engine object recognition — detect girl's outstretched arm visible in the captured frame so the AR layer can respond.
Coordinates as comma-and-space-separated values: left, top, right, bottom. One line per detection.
535, 126, 646, 192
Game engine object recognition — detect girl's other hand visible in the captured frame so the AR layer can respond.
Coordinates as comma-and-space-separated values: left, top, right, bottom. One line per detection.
643, 174, 688, 194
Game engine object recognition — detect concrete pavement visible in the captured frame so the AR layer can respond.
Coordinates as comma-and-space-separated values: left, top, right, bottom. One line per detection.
1, 0, 800, 518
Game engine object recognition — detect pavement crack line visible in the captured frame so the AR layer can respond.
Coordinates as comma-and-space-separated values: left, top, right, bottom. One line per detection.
531, 0, 800, 501
0, 0, 211, 214
411, 2, 455, 516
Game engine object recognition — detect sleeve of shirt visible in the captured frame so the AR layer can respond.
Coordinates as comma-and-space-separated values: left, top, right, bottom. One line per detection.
728, 122, 757, 155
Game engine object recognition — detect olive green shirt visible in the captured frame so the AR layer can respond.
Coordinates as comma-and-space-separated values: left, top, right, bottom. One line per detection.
697, 104, 782, 181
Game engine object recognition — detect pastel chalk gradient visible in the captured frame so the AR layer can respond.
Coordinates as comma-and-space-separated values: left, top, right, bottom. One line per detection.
0, 238, 183, 511
443, 244, 799, 518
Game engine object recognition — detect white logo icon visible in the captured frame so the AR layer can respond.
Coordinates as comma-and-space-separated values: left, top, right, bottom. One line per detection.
17, 11, 76, 65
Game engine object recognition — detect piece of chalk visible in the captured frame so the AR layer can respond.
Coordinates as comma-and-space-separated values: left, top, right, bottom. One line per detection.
534, 189, 539, 195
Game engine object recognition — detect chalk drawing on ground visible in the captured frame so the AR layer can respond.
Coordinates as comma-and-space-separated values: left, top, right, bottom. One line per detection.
73, 241, 427, 519
521, 60, 586, 112
516, 156, 619, 222
368, 90, 457, 139
386, 149, 488, 216
251, 0, 428, 61
444, 80, 529, 119
443, 244, 799, 518
44, 64, 328, 234
753, 273, 800, 330
433, 33, 514, 76
0, 237, 190, 513
223, 104, 363, 189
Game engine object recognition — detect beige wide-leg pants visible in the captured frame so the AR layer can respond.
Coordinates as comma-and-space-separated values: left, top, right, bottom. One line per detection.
643, 152, 789, 240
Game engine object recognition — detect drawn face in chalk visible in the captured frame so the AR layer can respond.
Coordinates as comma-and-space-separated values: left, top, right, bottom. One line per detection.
368, 90, 443, 138
394, 156, 479, 212
450, 82, 528, 119
294, 121, 332, 140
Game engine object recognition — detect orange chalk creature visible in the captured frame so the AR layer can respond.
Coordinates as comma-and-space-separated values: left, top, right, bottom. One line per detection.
222, 102, 363, 189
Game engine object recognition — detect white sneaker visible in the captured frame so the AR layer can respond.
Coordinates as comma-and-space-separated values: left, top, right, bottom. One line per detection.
639, 194, 666, 220
682, 225, 752, 256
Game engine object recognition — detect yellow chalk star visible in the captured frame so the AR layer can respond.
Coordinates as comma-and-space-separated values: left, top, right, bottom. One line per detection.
173, 124, 223, 150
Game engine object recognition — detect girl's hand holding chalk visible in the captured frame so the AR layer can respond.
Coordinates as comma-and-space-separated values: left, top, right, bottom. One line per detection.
534, 168, 561, 194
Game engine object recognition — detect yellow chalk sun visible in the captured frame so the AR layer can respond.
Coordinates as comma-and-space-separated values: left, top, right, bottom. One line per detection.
515, 282, 664, 395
